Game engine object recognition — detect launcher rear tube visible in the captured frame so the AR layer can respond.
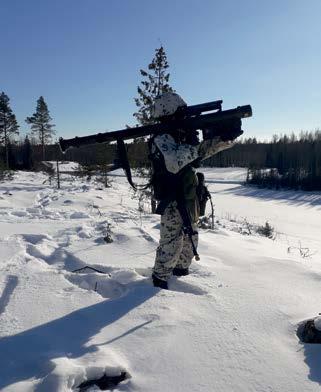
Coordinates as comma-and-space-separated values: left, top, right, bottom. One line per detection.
59, 104, 252, 152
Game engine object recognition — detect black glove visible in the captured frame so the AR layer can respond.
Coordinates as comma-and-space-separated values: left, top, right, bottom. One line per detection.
202, 118, 243, 142
191, 157, 202, 168
220, 128, 243, 141
183, 225, 198, 236
220, 118, 243, 141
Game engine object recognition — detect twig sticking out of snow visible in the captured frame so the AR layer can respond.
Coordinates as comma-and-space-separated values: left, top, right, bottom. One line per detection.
243, 218, 252, 235
72, 266, 108, 274
287, 241, 317, 259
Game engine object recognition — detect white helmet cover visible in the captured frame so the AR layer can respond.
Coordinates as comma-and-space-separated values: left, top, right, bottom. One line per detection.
153, 92, 187, 118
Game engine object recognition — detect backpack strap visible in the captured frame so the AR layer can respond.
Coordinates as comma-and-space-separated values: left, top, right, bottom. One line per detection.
116, 138, 150, 190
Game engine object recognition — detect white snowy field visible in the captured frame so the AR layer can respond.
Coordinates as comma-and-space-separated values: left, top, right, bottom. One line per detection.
0, 166, 321, 391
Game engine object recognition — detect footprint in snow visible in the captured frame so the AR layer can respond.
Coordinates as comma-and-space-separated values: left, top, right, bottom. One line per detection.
10, 210, 29, 218
34, 360, 131, 391
21, 233, 53, 245
135, 267, 208, 296
135, 267, 153, 278
76, 369, 131, 391
69, 211, 91, 219
22, 234, 85, 271
66, 273, 128, 300
134, 227, 157, 243
169, 278, 208, 296
113, 233, 130, 243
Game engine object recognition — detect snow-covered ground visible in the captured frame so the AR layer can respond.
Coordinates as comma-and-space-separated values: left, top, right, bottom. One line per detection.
0, 165, 321, 391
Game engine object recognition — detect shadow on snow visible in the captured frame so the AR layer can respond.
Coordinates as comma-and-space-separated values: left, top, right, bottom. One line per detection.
0, 275, 19, 316
0, 285, 156, 390
219, 184, 321, 208
302, 343, 321, 385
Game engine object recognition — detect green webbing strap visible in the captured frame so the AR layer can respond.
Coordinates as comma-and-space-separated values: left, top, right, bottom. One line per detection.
176, 200, 200, 261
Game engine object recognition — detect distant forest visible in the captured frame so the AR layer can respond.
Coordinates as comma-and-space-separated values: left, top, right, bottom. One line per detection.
1, 130, 321, 191
206, 131, 321, 191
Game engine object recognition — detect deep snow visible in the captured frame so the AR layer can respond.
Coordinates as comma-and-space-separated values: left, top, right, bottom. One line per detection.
0, 166, 321, 391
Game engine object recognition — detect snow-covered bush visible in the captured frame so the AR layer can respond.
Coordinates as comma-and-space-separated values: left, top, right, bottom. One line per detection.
256, 221, 274, 238
0, 166, 14, 182
198, 215, 214, 229
103, 222, 113, 243
130, 168, 154, 213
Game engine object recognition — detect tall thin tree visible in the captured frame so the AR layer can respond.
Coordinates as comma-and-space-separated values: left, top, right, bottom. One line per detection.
26, 96, 55, 160
0, 92, 19, 168
133, 46, 174, 212
134, 46, 174, 126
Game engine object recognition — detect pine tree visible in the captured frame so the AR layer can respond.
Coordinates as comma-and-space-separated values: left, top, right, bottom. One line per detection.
133, 46, 175, 213
134, 46, 173, 126
0, 92, 19, 168
26, 96, 55, 161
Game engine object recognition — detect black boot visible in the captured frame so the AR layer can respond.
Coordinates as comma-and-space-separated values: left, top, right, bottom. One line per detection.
152, 274, 168, 290
172, 267, 189, 277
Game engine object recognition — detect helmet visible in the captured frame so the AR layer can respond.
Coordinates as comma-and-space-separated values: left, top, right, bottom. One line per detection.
153, 92, 187, 118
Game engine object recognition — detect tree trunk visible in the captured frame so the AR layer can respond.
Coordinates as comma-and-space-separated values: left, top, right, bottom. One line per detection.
56, 160, 60, 189
41, 128, 45, 161
151, 192, 157, 214
4, 128, 9, 169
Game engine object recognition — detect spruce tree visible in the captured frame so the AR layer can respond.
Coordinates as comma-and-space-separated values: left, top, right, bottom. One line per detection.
26, 96, 55, 161
134, 46, 173, 126
6, 140, 16, 169
22, 135, 33, 170
0, 92, 19, 168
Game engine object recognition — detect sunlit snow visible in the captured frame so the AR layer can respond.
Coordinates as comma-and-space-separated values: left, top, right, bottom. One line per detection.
0, 165, 321, 391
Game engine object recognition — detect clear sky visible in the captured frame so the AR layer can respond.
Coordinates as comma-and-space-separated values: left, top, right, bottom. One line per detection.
1, 0, 321, 140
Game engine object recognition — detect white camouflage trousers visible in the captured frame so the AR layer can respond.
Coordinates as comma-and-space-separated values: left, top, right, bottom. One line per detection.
153, 202, 198, 281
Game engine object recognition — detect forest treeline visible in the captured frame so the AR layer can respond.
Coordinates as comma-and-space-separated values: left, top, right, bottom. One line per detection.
1, 130, 320, 191
206, 131, 321, 191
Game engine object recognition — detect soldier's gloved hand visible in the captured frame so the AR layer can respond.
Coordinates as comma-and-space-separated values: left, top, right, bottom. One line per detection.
220, 128, 243, 142
198, 137, 233, 160
219, 118, 243, 141
183, 226, 197, 236
191, 157, 202, 168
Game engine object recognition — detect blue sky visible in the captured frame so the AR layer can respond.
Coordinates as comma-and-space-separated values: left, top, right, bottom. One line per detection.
1, 0, 321, 140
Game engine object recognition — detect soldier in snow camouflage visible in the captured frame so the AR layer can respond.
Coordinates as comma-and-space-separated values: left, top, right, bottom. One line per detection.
151, 92, 235, 290
153, 201, 198, 281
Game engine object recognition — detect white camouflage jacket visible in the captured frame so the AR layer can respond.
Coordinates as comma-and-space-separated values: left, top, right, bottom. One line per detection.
153, 134, 234, 174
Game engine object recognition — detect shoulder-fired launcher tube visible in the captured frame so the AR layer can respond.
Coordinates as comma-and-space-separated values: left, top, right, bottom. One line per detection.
59, 103, 252, 153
